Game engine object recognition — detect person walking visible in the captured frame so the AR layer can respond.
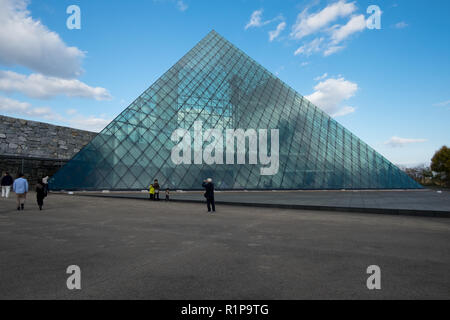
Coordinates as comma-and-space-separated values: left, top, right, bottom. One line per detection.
13, 173, 28, 211
153, 179, 160, 201
149, 184, 155, 200
202, 178, 215, 213
36, 180, 47, 210
1, 172, 13, 199
42, 176, 49, 195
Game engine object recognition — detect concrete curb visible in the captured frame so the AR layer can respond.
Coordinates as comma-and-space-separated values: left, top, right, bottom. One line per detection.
75, 194, 450, 218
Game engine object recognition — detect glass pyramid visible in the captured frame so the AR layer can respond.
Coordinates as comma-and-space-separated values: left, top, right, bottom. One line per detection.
49, 30, 422, 190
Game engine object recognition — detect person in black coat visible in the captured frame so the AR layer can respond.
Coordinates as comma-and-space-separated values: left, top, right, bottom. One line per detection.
202, 178, 215, 213
35, 180, 47, 210
1, 172, 13, 199
153, 179, 160, 201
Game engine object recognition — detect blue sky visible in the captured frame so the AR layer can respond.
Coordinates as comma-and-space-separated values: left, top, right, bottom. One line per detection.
0, 0, 449, 166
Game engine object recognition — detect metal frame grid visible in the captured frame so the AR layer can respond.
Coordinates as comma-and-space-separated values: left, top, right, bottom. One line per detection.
49, 30, 422, 190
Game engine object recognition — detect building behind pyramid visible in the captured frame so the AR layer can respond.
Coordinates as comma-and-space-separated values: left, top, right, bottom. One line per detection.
49, 30, 422, 190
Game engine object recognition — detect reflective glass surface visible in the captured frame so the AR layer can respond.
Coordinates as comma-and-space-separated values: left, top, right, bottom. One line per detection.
49, 31, 422, 190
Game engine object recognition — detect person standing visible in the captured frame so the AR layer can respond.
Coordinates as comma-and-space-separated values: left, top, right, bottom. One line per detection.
165, 188, 170, 201
153, 179, 160, 201
36, 180, 47, 210
149, 184, 155, 200
1, 172, 13, 199
13, 173, 28, 211
202, 178, 215, 213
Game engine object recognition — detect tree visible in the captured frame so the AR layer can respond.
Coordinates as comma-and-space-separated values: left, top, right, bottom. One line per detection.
404, 165, 434, 185
422, 167, 433, 184
431, 146, 450, 187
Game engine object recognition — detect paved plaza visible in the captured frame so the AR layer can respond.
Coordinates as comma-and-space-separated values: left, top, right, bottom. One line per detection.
0, 193, 449, 299
83, 189, 450, 217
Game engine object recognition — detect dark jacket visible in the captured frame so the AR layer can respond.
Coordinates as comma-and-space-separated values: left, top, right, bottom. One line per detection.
153, 182, 160, 192
36, 183, 47, 199
202, 182, 215, 198
1, 175, 13, 186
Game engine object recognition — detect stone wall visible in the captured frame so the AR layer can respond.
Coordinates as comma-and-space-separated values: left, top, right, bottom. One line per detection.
0, 115, 96, 159
0, 115, 97, 187
0, 155, 67, 186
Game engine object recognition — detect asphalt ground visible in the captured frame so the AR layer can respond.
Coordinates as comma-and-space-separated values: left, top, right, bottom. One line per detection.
0, 193, 449, 299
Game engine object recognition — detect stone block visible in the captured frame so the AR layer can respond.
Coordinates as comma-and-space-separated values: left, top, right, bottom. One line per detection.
0, 115, 94, 160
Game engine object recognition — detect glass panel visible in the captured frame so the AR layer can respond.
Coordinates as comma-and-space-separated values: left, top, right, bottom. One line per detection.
49, 30, 422, 191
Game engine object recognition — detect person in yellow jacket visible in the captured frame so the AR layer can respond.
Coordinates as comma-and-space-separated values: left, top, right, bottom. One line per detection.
149, 184, 155, 200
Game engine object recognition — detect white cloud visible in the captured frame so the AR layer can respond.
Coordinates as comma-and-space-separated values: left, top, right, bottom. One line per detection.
305, 76, 358, 117
384, 136, 427, 148
67, 115, 111, 132
314, 73, 328, 81
0, 70, 112, 100
332, 105, 355, 117
0, 0, 85, 78
323, 45, 345, 56
300, 62, 310, 67
293, 14, 366, 57
394, 21, 408, 29
294, 37, 324, 56
245, 9, 283, 30
269, 22, 286, 41
290, 0, 357, 39
274, 66, 285, 76
176, 0, 188, 12
245, 9, 267, 29
330, 14, 366, 45
434, 100, 450, 107
0, 95, 59, 120
289, 1, 370, 57
0, 96, 110, 132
